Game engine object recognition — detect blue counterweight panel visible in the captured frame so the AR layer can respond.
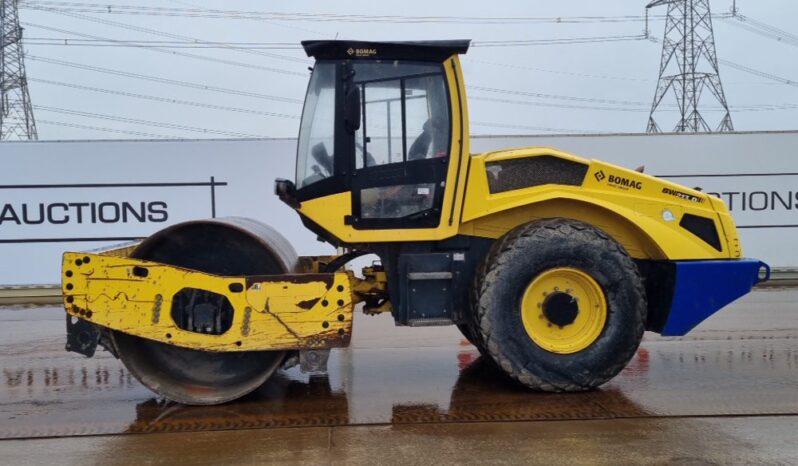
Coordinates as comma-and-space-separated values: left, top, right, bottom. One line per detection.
661, 259, 769, 336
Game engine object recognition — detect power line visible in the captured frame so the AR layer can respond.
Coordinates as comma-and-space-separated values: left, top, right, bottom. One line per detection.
23, 34, 650, 49
22, 21, 307, 75
471, 34, 648, 47
29, 78, 301, 119
34, 105, 268, 137
470, 95, 649, 112
26, 55, 305, 103
732, 103, 798, 112
20, 7, 794, 136
472, 94, 798, 113
722, 17, 798, 48
16, 35, 755, 86
18, 3, 663, 62
466, 58, 651, 82
23, 35, 651, 48
646, 34, 797, 89
164, 0, 328, 36
32, 70, 793, 120
719, 59, 798, 87
25, 5, 310, 62
734, 15, 798, 41
467, 58, 778, 88
37, 119, 172, 138
19, 2, 672, 24
725, 14, 798, 45
28, 54, 796, 137
25, 0, 330, 36
468, 85, 653, 106
25, 37, 306, 48
18, 54, 680, 112
471, 121, 605, 134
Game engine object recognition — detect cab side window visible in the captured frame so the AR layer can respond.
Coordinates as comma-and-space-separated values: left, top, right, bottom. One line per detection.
405, 75, 450, 161
354, 65, 450, 170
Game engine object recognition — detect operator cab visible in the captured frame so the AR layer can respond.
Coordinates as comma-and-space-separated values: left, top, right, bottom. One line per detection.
287, 40, 470, 234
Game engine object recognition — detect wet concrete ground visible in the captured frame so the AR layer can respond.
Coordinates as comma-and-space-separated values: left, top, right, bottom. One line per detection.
0, 289, 797, 464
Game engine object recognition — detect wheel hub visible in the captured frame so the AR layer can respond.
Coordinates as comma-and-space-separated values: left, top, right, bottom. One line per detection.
520, 267, 608, 354
542, 292, 579, 327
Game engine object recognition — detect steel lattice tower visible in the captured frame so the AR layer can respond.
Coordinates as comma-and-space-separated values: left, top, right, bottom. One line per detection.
646, 0, 733, 133
1, 0, 37, 140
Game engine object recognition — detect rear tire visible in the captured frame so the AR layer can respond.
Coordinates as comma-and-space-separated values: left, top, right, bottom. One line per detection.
457, 243, 500, 356
474, 218, 646, 391
456, 322, 485, 353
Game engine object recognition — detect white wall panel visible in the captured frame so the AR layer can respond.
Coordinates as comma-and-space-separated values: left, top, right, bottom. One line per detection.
1, 130, 795, 284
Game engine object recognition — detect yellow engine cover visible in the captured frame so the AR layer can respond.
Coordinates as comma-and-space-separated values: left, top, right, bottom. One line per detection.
458, 147, 740, 261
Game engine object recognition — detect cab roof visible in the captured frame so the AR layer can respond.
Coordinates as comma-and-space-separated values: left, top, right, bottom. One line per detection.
301, 40, 471, 62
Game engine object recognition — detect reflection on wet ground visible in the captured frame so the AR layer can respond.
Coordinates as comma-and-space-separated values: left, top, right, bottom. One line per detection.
0, 290, 797, 466
1, 290, 797, 442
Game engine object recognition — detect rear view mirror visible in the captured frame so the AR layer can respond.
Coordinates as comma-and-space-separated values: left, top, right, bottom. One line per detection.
344, 85, 361, 134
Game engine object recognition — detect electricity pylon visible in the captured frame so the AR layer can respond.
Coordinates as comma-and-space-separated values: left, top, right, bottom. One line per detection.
646, 0, 733, 133
1, 0, 37, 140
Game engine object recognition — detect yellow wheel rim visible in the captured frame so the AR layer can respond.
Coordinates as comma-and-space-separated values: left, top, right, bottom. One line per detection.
521, 267, 607, 354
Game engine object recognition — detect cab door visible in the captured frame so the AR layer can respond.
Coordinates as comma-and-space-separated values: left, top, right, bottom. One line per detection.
348, 61, 452, 230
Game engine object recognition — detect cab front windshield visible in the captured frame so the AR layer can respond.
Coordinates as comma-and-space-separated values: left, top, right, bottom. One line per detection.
296, 62, 336, 189
296, 60, 451, 190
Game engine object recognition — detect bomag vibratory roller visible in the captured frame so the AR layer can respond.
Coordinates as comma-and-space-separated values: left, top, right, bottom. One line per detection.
61, 40, 769, 404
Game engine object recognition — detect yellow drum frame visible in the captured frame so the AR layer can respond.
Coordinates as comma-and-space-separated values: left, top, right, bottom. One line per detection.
62, 251, 355, 352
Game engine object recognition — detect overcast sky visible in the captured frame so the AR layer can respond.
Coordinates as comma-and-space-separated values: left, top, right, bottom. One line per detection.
15, 0, 798, 140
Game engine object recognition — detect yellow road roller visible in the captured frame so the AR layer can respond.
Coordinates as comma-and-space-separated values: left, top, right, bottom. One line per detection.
61, 40, 769, 404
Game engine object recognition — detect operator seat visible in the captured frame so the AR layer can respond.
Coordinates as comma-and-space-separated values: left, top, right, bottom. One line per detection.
408, 118, 447, 160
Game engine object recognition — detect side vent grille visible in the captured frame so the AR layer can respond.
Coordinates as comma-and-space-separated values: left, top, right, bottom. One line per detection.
679, 214, 722, 252
486, 156, 588, 194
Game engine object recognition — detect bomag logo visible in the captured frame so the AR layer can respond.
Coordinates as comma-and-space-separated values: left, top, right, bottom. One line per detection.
607, 174, 642, 190
347, 47, 377, 57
